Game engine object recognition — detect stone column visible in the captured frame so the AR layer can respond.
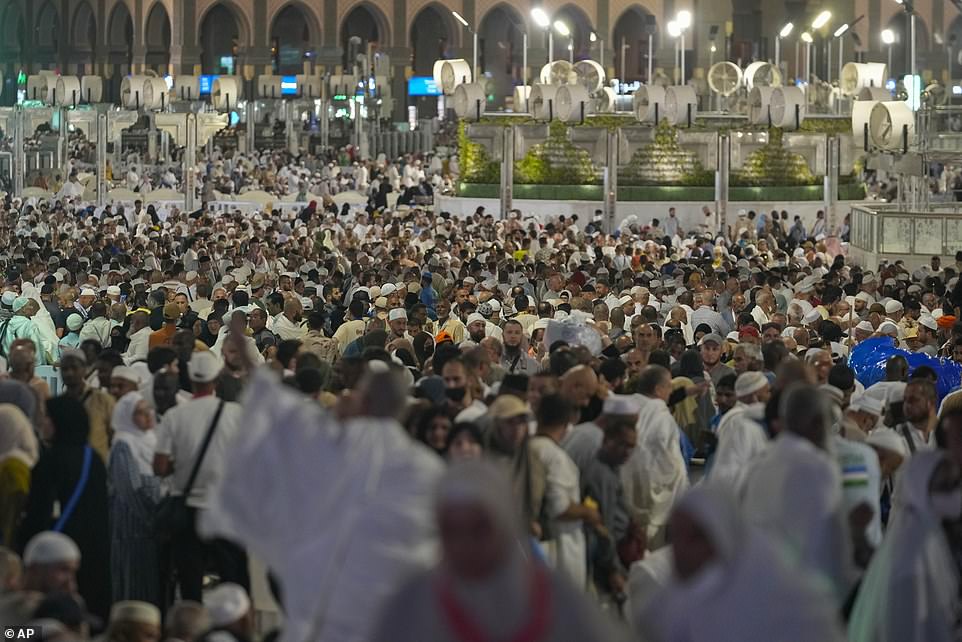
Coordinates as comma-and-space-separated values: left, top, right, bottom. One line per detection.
315, 0, 340, 73
170, 0, 201, 75
129, 0, 146, 73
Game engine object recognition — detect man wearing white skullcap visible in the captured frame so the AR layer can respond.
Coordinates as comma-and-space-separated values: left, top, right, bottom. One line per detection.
154, 351, 247, 602
106, 601, 162, 642
109, 365, 141, 400
387, 307, 407, 341
22, 532, 81, 597
465, 312, 487, 344
562, 394, 641, 473
710, 372, 771, 493
201, 583, 253, 641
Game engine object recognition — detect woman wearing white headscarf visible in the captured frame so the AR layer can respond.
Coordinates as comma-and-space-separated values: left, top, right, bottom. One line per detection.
0, 404, 39, 546
371, 461, 628, 642
848, 450, 961, 642
635, 484, 846, 642
108, 392, 163, 606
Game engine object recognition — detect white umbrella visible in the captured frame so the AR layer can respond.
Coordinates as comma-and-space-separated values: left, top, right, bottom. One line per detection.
200, 370, 442, 642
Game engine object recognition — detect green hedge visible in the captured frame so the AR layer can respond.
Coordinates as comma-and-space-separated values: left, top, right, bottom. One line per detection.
457, 183, 867, 201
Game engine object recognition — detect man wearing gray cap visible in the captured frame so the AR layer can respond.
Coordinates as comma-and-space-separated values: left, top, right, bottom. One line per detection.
699, 333, 734, 386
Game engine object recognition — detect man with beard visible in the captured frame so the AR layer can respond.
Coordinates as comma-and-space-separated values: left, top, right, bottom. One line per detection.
896, 378, 938, 453
273, 297, 305, 341
442, 356, 486, 423
388, 308, 408, 341
500, 319, 540, 375
700, 333, 734, 386
435, 299, 465, 343
465, 312, 487, 345
248, 307, 277, 354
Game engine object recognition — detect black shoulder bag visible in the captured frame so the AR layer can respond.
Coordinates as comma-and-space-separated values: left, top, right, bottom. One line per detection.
155, 400, 225, 540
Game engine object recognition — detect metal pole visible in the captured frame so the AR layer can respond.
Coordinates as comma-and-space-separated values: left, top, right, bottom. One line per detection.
58, 107, 68, 175
949, 45, 953, 81
523, 32, 528, 112
600, 39, 604, 76
775, 36, 780, 77
286, 101, 297, 154
838, 37, 844, 90
825, 38, 832, 84
569, 39, 574, 63
549, 30, 553, 63
813, 41, 818, 80
824, 135, 838, 232
716, 133, 729, 235
13, 108, 23, 197
681, 32, 686, 85
500, 126, 514, 218
806, 42, 812, 81
604, 128, 618, 233
96, 113, 107, 206
621, 37, 627, 82
888, 44, 892, 78
795, 41, 800, 82
184, 113, 196, 210
647, 35, 653, 83
910, 13, 917, 100
246, 101, 256, 153
473, 30, 479, 83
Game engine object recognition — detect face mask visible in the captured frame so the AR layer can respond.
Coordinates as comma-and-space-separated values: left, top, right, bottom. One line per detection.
931, 489, 962, 520
445, 387, 466, 402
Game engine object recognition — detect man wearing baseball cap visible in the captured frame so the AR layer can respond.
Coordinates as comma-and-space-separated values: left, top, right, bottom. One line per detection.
154, 350, 248, 602
149, 303, 182, 350
699, 333, 734, 386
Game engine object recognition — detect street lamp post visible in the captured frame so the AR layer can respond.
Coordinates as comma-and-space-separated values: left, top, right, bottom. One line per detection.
834, 23, 849, 86
776, 22, 794, 83
452, 11, 478, 83
882, 28, 895, 76
668, 21, 681, 83
554, 20, 572, 63
677, 10, 691, 85
812, 10, 831, 81
801, 31, 813, 81
668, 11, 692, 85
531, 8, 551, 61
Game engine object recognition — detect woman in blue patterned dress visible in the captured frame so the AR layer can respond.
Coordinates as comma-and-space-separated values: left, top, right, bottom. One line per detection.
109, 391, 163, 606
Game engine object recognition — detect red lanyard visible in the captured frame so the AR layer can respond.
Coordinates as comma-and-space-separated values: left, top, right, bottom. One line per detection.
436, 565, 551, 642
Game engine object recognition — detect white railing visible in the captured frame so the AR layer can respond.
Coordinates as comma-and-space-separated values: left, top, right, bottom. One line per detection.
849, 202, 962, 256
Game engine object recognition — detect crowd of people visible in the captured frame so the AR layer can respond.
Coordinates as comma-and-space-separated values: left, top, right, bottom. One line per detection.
1, 182, 962, 642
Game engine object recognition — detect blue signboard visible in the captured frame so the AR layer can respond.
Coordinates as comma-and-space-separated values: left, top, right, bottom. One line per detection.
199, 75, 219, 95
408, 76, 441, 96
281, 75, 298, 96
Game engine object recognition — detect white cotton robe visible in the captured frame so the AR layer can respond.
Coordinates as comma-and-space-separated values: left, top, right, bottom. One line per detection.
848, 450, 961, 642
529, 436, 588, 590
741, 431, 855, 601
709, 402, 768, 494
622, 395, 690, 543
636, 484, 846, 642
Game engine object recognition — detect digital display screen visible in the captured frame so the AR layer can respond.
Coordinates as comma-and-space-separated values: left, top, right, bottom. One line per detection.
199, 75, 219, 95
408, 76, 441, 96
281, 76, 298, 96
